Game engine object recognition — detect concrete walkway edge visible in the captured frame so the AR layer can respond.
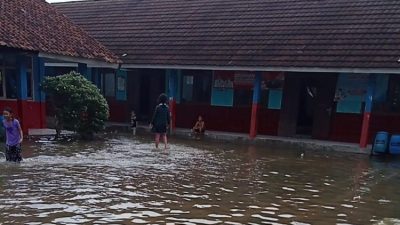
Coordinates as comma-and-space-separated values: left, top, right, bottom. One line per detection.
106, 122, 371, 155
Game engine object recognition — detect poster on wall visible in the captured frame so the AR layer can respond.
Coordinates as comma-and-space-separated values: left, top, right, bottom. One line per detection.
335, 74, 368, 114
105, 73, 115, 97
117, 76, 125, 91
263, 72, 285, 109
116, 70, 127, 101
234, 72, 255, 89
214, 72, 234, 89
211, 71, 234, 107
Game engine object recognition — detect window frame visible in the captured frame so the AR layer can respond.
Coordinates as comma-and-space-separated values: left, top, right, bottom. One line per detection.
0, 54, 34, 100
180, 70, 212, 104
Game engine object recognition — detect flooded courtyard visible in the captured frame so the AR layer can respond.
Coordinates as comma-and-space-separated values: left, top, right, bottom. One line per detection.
0, 135, 399, 225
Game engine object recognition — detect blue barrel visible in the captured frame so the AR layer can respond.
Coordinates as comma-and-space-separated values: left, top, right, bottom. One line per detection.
389, 134, 400, 155
372, 131, 389, 154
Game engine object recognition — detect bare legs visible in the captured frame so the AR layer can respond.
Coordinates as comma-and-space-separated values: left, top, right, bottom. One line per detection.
155, 133, 168, 149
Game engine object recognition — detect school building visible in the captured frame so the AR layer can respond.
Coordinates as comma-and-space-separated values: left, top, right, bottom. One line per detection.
0, 0, 119, 133
52, 0, 400, 148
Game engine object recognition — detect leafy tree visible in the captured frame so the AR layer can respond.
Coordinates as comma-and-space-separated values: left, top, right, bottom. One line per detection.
41, 71, 109, 139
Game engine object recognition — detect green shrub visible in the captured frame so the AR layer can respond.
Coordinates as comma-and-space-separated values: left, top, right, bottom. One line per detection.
41, 71, 109, 139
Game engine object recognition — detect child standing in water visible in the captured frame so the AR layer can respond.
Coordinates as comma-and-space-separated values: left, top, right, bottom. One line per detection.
3, 107, 23, 162
150, 94, 170, 149
130, 110, 137, 136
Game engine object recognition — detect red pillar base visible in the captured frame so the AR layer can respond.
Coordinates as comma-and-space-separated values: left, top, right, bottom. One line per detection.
359, 112, 371, 148
249, 103, 259, 139
169, 99, 177, 132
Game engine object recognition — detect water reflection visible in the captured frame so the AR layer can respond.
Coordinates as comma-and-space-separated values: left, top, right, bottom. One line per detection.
0, 135, 399, 224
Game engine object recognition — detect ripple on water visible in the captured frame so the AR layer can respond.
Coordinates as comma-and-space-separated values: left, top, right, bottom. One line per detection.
278, 214, 295, 218
252, 214, 279, 221
373, 218, 400, 225
282, 187, 296, 192
219, 187, 234, 193
166, 217, 221, 224
193, 204, 213, 209
261, 211, 275, 215
378, 199, 392, 204
109, 202, 145, 210
231, 213, 245, 217
131, 218, 149, 223
291, 222, 311, 225
1, 137, 399, 225
52, 216, 91, 224
265, 207, 280, 211
67, 194, 102, 201
208, 214, 232, 218
25, 203, 69, 210
248, 205, 262, 209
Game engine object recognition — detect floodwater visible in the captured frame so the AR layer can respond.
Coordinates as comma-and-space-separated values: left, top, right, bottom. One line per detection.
0, 135, 399, 225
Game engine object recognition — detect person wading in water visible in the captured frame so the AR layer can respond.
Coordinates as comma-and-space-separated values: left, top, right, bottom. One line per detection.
2, 107, 23, 162
150, 93, 171, 150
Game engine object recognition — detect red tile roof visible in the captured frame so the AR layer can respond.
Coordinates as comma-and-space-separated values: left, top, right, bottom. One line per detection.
0, 0, 119, 63
55, 0, 400, 69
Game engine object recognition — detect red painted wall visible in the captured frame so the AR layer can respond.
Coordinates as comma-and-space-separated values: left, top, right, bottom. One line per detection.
329, 112, 400, 144
108, 98, 129, 122
19, 101, 46, 133
0, 100, 46, 133
258, 108, 280, 135
329, 113, 363, 143
176, 104, 281, 135
176, 104, 251, 133
369, 113, 400, 142
175, 102, 400, 144
0, 100, 19, 121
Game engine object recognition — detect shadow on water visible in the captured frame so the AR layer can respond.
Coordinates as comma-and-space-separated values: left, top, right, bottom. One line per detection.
0, 134, 399, 224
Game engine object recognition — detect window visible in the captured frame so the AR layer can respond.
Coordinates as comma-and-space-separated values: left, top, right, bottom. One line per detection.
5, 68, 17, 99
387, 75, 400, 112
182, 75, 193, 102
27, 71, 33, 99
24, 56, 33, 99
180, 70, 212, 103
0, 54, 33, 99
104, 73, 115, 97
232, 72, 253, 107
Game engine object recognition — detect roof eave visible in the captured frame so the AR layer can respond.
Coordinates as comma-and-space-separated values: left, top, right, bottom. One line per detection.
39, 52, 120, 69
120, 64, 400, 74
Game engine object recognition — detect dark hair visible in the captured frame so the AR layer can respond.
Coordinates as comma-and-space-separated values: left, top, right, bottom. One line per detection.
3, 107, 13, 114
158, 93, 168, 104
3, 107, 14, 120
